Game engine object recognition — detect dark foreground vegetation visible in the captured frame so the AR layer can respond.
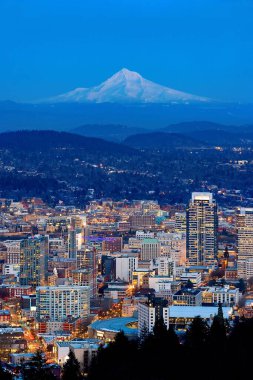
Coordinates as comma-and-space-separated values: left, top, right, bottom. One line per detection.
1, 308, 252, 380
88, 312, 250, 380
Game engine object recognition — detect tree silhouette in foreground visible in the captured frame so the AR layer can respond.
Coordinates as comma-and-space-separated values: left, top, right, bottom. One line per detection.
22, 350, 56, 380
87, 309, 253, 380
62, 350, 82, 380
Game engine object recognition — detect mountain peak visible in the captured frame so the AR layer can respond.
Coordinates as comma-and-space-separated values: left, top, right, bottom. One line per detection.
117, 68, 142, 78
106, 68, 143, 84
44, 69, 210, 104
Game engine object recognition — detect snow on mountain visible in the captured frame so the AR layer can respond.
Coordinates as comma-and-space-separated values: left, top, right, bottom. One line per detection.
45, 68, 210, 104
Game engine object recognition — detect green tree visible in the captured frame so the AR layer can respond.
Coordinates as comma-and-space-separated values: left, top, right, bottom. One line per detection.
62, 350, 82, 380
139, 321, 150, 343
88, 331, 138, 380
22, 350, 56, 380
185, 316, 210, 351
209, 304, 227, 353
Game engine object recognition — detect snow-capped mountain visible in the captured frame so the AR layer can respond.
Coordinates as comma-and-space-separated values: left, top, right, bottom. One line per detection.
46, 68, 210, 104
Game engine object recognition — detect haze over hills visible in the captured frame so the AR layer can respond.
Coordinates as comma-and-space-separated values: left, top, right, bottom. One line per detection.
1, 70, 253, 132
122, 122, 253, 149
123, 131, 207, 149
44, 68, 210, 104
71, 124, 148, 142
2, 101, 253, 132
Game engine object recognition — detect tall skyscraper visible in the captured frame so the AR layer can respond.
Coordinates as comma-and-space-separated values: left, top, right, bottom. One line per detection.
186, 192, 218, 266
68, 215, 86, 259
237, 208, 253, 279
68, 228, 78, 259
20, 235, 49, 287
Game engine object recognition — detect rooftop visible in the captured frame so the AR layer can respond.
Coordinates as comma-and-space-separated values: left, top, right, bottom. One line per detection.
90, 317, 138, 336
169, 306, 232, 319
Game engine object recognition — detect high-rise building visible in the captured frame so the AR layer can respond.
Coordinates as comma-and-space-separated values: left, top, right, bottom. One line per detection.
101, 255, 115, 281
237, 208, 253, 278
68, 229, 77, 259
76, 248, 98, 297
140, 238, 161, 261
175, 212, 186, 233
71, 268, 96, 297
36, 285, 90, 322
68, 215, 86, 259
20, 235, 49, 287
186, 192, 218, 266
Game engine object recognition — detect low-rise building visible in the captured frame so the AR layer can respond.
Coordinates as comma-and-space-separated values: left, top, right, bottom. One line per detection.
173, 289, 202, 306
138, 296, 169, 336
169, 305, 232, 328
201, 286, 240, 306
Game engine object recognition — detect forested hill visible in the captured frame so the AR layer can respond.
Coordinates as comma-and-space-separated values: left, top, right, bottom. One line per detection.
0, 130, 135, 155
123, 131, 207, 149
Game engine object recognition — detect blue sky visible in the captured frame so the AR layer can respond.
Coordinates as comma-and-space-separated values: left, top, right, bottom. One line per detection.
0, 0, 253, 102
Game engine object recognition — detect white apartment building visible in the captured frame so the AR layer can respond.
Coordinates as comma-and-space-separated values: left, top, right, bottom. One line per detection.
36, 285, 90, 321
55, 339, 99, 368
148, 276, 172, 293
115, 255, 138, 282
202, 286, 240, 306
138, 302, 169, 336
180, 272, 202, 287
152, 256, 176, 278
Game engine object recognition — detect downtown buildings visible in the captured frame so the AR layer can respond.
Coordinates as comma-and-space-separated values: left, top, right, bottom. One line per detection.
0, 194, 243, 369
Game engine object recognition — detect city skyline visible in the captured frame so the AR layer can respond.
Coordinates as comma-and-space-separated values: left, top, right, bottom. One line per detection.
0, 1, 253, 378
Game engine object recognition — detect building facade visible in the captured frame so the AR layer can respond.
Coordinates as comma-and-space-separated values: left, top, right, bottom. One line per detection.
186, 192, 218, 266
237, 208, 253, 279
20, 235, 49, 287
141, 238, 161, 261
36, 285, 90, 322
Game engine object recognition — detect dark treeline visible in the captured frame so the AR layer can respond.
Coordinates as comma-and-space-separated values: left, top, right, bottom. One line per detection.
88, 310, 252, 380
1, 309, 252, 379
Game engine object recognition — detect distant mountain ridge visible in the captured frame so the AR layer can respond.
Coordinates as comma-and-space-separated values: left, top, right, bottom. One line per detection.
44, 68, 210, 104
122, 121, 253, 149
71, 124, 148, 142
123, 131, 207, 149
